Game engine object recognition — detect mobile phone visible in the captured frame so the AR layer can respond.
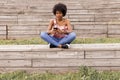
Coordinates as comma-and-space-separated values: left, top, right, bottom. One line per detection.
53, 27, 58, 30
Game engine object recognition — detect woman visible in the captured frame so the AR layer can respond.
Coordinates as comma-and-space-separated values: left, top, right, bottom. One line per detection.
40, 3, 76, 49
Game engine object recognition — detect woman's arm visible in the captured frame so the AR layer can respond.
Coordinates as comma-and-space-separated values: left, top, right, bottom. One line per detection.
47, 20, 54, 34
66, 19, 72, 33
63, 19, 72, 34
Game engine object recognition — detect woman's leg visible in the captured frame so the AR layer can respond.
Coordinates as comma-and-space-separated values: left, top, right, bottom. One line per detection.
40, 32, 60, 46
58, 32, 76, 45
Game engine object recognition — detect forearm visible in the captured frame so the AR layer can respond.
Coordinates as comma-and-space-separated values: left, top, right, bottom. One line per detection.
47, 30, 52, 34
63, 30, 72, 34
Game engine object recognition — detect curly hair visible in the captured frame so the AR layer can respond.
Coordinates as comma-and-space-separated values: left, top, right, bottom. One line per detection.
52, 3, 67, 17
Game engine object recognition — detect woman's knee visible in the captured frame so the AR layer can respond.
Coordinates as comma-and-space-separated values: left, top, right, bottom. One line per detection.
40, 32, 47, 38
69, 32, 76, 39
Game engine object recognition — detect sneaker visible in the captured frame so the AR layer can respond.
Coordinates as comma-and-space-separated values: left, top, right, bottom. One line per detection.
49, 44, 57, 48
62, 44, 70, 49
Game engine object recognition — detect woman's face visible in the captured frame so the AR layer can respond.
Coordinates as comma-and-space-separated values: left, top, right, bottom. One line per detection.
55, 11, 63, 19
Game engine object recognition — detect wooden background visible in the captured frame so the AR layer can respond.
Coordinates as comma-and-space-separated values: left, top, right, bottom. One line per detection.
0, 0, 120, 39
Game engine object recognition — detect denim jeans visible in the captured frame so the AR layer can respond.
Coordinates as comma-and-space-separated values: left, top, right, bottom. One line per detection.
40, 32, 76, 47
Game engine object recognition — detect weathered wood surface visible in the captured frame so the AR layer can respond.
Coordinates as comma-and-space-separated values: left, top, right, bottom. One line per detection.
0, 0, 120, 39
0, 44, 120, 73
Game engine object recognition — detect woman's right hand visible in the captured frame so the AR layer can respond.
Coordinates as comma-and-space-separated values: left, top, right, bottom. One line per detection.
51, 30, 57, 34
47, 29, 57, 34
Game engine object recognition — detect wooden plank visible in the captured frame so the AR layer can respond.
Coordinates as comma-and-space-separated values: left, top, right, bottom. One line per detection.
69, 14, 94, 21
0, 35, 6, 39
94, 24, 108, 29
111, 8, 120, 14
0, 52, 41, 59
0, 21, 17, 25
0, 25, 6, 30
104, 3, 120, 9
85, 50, 118, 59
8, 25, 47, 30
94, 67, 120, 71
76, 33, 107, 38
17, 14, 53, 18
108, 35, 120, 38
68, 10, 89, 14
18, 21, 49, 25
0, 60, 31, 67
70, 18, 94, 22
75, 30, 106, 34
95, 14, 120, 18
74, 24, 94, 29
108, 30, 120, 34
95, 17, 111, 22
33, 59, 120, 67
95, 14, 120, 20
54, 51, 84, 58
18, 17, 50, 22
69, 14, 94, 18
8, 30, 40, 35
108, 34, 120, 38
0, 15, 17, 20
1, 44, 120, 51
24, 11, 53, 16
74, 24, 98, 29
72, 44, 120, 51
0, 31, 6, 35
3, 1, 78, 6
0, 51, 84, 59
108, 24, 120, 29
0, 9, 20, 14
0, 45, 48, 51
108, 24, 120, 34
8, 35, 39, 39
88, 9, 112, 14
0, 67, 79, 73
80, 2, 120, 9
71, 22, 108, 25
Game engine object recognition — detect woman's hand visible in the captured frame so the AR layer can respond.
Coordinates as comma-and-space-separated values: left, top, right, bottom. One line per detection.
55, 28, 66, 34
48, 29, 57, 34
57, 29, 68, 34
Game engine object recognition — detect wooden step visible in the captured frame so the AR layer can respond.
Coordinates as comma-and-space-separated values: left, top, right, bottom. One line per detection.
0, 44, 120, 73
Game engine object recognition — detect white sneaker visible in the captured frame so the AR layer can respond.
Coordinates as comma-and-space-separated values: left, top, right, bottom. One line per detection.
62, 44, 70, 49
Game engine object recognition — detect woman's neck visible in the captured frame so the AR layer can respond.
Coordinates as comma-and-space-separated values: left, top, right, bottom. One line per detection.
56, 18, 63, 22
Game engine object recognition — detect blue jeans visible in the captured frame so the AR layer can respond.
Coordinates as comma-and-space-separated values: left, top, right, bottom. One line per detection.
40, 32, 76, 47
